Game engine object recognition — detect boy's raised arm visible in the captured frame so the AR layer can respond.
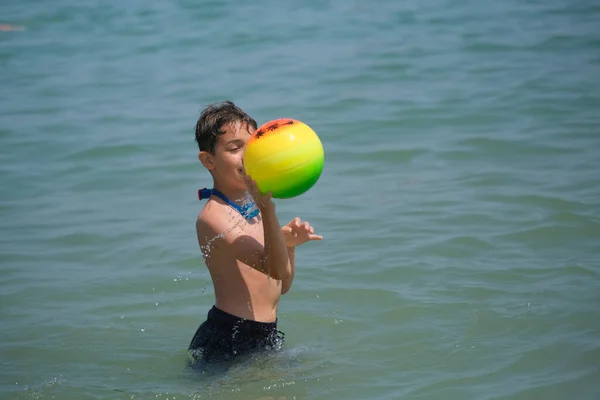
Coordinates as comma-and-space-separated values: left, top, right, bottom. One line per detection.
259, 201, 292, 281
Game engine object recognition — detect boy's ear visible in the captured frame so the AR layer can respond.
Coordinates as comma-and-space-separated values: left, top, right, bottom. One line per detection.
198, 151, 214, 170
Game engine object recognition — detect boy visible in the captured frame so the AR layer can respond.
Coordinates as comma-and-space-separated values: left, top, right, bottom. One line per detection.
189, 101, 322, 366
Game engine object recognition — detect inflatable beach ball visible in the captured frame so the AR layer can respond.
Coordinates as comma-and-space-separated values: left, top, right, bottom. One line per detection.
244, 118, 324, 199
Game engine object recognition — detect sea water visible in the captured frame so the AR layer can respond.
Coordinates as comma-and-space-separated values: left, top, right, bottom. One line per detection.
1, 0, 599, 399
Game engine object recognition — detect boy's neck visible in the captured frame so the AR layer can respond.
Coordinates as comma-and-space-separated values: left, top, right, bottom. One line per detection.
212, 183, 248, 205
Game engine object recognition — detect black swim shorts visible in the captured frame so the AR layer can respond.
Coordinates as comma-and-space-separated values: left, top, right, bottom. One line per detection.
188, 306, 285, 365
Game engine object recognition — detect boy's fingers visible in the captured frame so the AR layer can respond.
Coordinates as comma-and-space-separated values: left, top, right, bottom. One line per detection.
309, 234, 323, 240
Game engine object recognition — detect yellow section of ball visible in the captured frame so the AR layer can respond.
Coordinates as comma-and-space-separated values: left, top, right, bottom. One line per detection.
244, 119, 324, 199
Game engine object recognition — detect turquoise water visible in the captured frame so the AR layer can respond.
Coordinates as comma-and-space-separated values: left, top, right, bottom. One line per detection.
1, 0, 600, 399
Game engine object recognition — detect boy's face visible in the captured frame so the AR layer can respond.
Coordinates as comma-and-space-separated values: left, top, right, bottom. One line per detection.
199, 121, 254, 192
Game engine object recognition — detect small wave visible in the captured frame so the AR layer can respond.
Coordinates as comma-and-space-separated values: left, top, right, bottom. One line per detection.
63, 144, 146, 161
415, 235, 496, 258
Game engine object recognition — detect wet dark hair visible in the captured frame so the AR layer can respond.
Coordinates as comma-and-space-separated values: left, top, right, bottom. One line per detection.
194, 101, 257, 154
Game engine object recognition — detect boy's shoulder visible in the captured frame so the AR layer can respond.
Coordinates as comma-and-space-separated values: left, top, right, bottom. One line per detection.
195, 200, 243, 245
196, 201, 224, 235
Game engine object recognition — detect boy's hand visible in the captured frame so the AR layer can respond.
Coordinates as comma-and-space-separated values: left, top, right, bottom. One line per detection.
282, 217, 323, 248
244, 174, 273, 211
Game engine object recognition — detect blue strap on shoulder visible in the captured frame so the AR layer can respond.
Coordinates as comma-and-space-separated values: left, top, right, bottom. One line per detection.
198, 188, 259, 220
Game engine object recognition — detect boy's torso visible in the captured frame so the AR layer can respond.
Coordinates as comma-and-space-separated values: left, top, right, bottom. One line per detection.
197, 200, 282, 322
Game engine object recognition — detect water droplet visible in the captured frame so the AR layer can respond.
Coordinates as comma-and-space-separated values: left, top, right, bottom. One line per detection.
141, 328, 145, 332
120, 314, 124, 319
